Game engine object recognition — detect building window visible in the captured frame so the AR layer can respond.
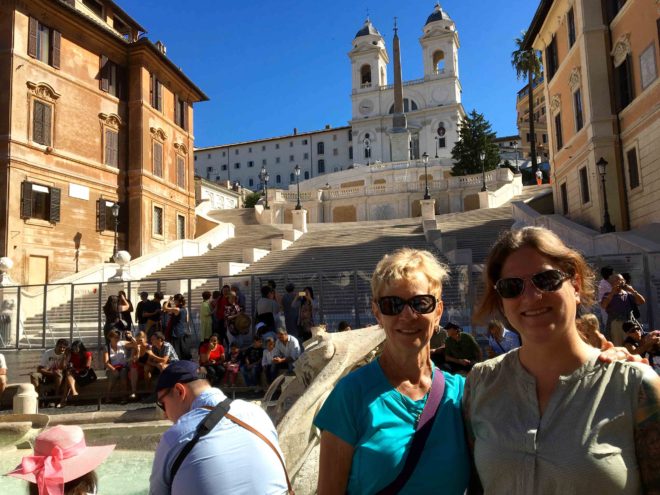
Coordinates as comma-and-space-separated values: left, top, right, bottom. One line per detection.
388, 99, 418, 113
176, 214, 185, 240
248, 147, 252, 153
28, 18, 61, 68
21, 182, 61, 223
248, 160, 254, 168
100, 56, 122, 98
526, 133, 530, 143
304, 171, 309, 180
567, 8, 576, 48
605, 0, 628, 23
438, 137, 446, 148
276, 157, 280, 164
234, 163, 240, 169
554, 113, 563, 150
97, 199, 118, 231
289, 141, 293, 147
317, 142, 325, 154
290, 173, 295, 182
614, 56, 634, 112
318, 159, 325, 174
276, 174, 281, 184
221, 164, 227, 171
289, 155, 295, 162
153, 141, 163, 177
333, 135, 337, 141
262, 159, 266, 165
32, 100, 52, 146
221, 151, 225, 157
262, 145, 266, 151
542, 134, 547, 143
626, 147, 640, 190
546, 37, 559, 80
275, 144, 280, 149
333, 148, 338, 156
235, 149, 239, 155
579, 166, 590, 204
150, 74, 162, 111
174, 95, 188, 130
176, 156, 186, 188
302, 139, 308, 145
304, 152, 309, 159
82, 0, 103, 18
153, 206, 163, 236
104, 128, 118, 167
349, 146, 353, 159
560, 183, 569, 215
573, 89, 584, 132
249, 178, 254, 187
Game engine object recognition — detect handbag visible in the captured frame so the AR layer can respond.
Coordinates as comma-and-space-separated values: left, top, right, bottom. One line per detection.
170, 398, 294, 494
76, 368, 98, 387
376, 368, 446, 495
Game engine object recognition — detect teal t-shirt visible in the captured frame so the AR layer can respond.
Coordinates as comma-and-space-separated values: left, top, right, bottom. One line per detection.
313, 359, 470, 494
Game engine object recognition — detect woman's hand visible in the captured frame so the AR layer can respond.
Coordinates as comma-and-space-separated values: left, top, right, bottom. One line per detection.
598, 341, 649, 364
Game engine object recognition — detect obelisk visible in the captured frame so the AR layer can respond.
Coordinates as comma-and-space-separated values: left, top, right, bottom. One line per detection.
389, 17, 411, 162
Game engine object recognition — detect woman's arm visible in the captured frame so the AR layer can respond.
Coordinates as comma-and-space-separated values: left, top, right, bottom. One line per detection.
634, 372, 660, 493
318, 430, 354, 495
626, 285, 646, 305
103, 351, 114, 371
84, 352, 92, 368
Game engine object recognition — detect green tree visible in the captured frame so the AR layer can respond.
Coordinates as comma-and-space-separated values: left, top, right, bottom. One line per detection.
243, 192, 261, 208
511, 32, 542, 174
450, 110, 500, 176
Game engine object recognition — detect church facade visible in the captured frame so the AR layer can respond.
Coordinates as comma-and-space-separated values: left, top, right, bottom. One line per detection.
194, 3, 466, 191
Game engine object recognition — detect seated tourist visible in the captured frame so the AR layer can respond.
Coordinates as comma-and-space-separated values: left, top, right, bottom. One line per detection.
444, 322, 482, 374
261, 337, 278, 383
145, 331, 179, 377
485, 319, 521, 358
623, 320, 660, 360
61, 340, 95, 406
31, 339, 69, 400
127, 331, 151, 398
272, 328, 301, 374
223, 343, 242, 387
336, 321, 352, 332
104, 330, 130, 402
6, 424, 115, 495
199, 334, 225, 386
241, 335, 264, 387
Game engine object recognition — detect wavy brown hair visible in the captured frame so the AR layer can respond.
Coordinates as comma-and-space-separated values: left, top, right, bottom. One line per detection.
474, 227, 596, 323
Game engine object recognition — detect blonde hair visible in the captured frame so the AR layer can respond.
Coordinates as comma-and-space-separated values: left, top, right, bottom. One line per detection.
371, 248, 449, 300
475, 226, 596, 322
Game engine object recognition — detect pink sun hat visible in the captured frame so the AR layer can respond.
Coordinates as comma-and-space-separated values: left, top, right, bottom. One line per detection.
6, 424, 115, 495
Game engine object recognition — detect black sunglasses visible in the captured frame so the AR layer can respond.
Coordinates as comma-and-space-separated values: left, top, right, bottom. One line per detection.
156, 388, 172, 412
494, 269, 570, 299
376, 295, 437, 316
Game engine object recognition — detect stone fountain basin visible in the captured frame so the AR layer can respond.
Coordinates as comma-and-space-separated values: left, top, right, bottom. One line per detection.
0, 414, 49, 449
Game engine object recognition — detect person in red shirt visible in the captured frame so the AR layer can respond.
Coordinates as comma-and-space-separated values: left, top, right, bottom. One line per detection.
199, 334, 225, 386
214, 285, 231, 347
62, 340, 95, 406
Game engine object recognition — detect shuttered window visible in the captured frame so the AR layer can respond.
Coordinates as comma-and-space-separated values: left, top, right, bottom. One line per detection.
150, 74, 162, 111
627, 148, 640, 190
33, 100, 52, 146
153, 206, 164, 236
176, 156, 185, 188
104, 129, 118, 167
99, 56, 123, 97
28, 17, 60, 68
579, 167, 590, 204
153, 141, 163, 177
97, 199, 116, 231
174, 95, 188, 130
20, 182, 61, 223
176, 215, 185, 240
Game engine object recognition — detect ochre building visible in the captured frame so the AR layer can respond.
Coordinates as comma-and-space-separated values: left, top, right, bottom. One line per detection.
524, 0, 659, 231
0, 0, 207, 285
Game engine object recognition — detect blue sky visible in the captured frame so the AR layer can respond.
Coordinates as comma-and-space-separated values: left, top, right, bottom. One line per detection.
119, 1, 540, 148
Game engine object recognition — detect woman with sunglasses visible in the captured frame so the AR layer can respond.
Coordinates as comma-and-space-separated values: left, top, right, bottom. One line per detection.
465, 226, 660, 493
315, 248, 469, 494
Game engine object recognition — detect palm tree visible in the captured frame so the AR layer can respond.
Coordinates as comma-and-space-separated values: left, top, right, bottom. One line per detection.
512, 32, 542, 174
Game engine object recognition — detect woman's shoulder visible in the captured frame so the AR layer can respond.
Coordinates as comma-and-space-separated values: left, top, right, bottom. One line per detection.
336, 360, 383, 392
468, 351, 518, 384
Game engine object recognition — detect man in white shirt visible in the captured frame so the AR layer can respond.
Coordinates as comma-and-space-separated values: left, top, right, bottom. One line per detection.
30, 339, 69, 393
273, 328, 301, 373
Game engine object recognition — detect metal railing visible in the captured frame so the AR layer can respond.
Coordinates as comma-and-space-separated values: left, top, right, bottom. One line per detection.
0, 252, 657, 350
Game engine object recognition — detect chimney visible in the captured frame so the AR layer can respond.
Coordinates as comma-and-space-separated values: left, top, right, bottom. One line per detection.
325, 124, 331, 129
293, 127, 298, 135
155, 41, 167, 55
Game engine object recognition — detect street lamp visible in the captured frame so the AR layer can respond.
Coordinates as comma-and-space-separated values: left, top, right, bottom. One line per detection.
513, 141, 520, 174
434, 137, 439, 158
294, 164, 302, 210
480, 151, 487, 192
422, 152, 430, 200
111, 202, 120, 260
596, 157, 615, 233
264, 171, 270, 209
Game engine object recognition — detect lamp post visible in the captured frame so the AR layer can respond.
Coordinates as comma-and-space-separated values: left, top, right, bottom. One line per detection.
596, 157, 615, 233
294, 164, 302, 210
111, 202, 120, 260
259, 165, 270, 209
513, 141, 520, 174
434, 137, 439, 158
480, 151, 487, 192
422, 152, 430, 200
264, 172, 270, 209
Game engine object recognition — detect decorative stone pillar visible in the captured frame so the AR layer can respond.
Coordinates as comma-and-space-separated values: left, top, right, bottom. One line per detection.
420, 199, 436, 221
109, 251, 132, 282
292, 209, 308, 233
13, 383, 39, 414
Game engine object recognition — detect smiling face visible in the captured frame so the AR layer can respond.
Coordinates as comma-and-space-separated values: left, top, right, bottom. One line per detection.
372, 272, 443, 354
499, 245, 580, 345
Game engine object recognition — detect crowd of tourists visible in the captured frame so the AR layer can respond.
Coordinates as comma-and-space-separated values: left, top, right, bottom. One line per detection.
6, 225, 660, 494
